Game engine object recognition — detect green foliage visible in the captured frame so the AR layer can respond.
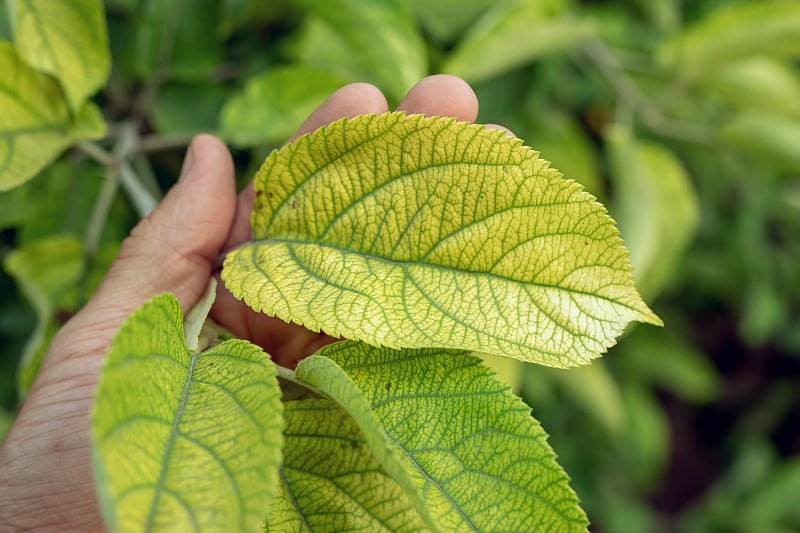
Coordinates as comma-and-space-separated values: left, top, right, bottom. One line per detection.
2, 0, 799, 531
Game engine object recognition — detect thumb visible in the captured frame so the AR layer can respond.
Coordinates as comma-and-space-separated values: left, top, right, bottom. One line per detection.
41, 134, 237, 381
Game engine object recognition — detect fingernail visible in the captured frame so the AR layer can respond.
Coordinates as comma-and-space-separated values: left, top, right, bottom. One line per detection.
178, 138, 196, 182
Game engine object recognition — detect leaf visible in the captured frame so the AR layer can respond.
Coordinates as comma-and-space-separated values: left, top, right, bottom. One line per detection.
0, 43, 105, 191
223, 112, 660, 367
293, 341, 589, 532
286, 0, 427, 101
658, 1, 800, 82
10, 0, 110, 110
3, 234, 119, 398
441, 0, 594, 84
268, 398, 429, 532
720, 112, 800, 173
92, 293, 283, 532
606, 125, 699, 300
702, 57, 800, 119
220, 65, 346, 147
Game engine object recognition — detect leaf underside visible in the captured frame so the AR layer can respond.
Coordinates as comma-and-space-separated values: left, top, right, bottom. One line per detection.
223, 112, 660, 368
92, 294, 283, 533
293, 340, 589, 532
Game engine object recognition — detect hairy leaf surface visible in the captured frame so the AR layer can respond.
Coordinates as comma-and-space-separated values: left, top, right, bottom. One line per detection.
92, 294, 283, 532
293, 341, 589, 532
0, 43, 105, 190
223, 112, 660, 367
10, 0, 109, 109
267, 398, 429, 532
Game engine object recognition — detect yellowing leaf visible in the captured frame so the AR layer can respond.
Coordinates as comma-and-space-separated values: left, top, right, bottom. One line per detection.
10, 0, 110, 110
92, 294, 283, 533
0, 43, 105, 191
223, 112, 660, 368
293, 341, 589, 532
268, 398, 429, 532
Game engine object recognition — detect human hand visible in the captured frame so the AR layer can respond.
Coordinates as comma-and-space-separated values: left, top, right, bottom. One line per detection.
0, 74, 480, 531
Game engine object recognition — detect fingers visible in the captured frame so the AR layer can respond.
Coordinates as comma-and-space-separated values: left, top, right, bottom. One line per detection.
397, 74, 479, 122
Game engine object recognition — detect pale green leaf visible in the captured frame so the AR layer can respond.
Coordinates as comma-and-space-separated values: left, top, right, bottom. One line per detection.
220, 65, 346, 147
441, 0, 594, 84
658, 1, 800, 82
223, 112, 660, 367
92, 293, 283, 533
10, 0, 109, 109
606, 125, 699, 300
286, 0, 426, 101
3, 234, 118, 398
702, 57, 800, 119
268, 398, 429, 532
294, 341, 589, 532
0, 42, 105, 191
720, 112, 800, 172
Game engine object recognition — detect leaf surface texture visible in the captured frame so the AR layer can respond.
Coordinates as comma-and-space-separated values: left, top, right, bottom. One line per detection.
223, 112, 660, 367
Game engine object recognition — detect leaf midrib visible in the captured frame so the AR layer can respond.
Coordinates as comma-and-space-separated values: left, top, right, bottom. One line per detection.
144, 350, 198, 533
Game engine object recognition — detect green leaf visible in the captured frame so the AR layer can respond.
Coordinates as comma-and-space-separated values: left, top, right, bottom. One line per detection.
658, 1, 800, 82
287, 0, 426, 101
293, 341, 589, 532
720, 112, 800, 173
0, 42, 105, 191
92, 293, 283, 532
268, 398, 429, 532
220, 65, 346, 147
223, 112, 660, 367
702, 57, 800, 119
10, 0, 110, 110
441, 0, 594, 84
606, 125, 699, 300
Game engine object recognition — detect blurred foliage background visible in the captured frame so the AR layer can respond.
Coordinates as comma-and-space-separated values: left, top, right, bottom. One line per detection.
1, 0, 799, 531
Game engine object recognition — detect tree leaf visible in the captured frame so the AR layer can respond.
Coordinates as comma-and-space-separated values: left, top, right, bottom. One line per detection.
223, 112, 660, 367
720, 112, 800, 173
10, 0, 110, 110
658, 1, 800, 82
441, 0, 594, 84
92, 293, 283, 532
220, 65, 346, 147
606, 125, 699, 300
293, 341, 589, 532
268, 397, 429, 532
0, 42, 105, 191
286, 0, 426, 101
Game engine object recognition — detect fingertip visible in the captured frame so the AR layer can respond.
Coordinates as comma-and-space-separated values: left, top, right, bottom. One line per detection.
397, 74, 479, 122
